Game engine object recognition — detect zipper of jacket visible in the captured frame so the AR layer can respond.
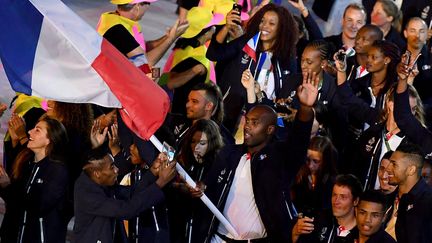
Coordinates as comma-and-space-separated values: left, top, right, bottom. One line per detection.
19, 165, 40, 243
364, 137, 381, 191
205, 169, 233, 243
39, 218, 44, 243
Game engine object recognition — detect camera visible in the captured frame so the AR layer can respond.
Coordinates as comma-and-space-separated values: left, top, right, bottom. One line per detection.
274, 103, 292, 114
336, 50, 346, 62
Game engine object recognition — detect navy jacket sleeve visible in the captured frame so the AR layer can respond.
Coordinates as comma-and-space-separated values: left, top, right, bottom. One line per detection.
394, 89, 432, 155
76, 173, 164, 220
206, 35, 246, 62
281, 114, 313, 178
302, 14, 323, 40
336, 82, 380, 125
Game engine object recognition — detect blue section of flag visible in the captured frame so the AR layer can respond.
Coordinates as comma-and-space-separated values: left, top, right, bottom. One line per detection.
0, 0, 43, 95
242, 32, 260, 61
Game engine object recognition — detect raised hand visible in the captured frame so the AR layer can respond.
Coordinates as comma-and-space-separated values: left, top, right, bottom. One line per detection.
298, 70, 319, 107
288, 0, 308, 16
90, 119, 108, 149
168, 19, 190, 40
241, 69, 258, 103
292, 216, 315, 243
8, 113, 27, 143
107, 123, 120, 156
226, 9, 242, 28
241, 69, 255, 90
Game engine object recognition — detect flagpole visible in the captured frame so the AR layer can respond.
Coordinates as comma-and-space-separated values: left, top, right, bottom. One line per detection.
149, 135, 239, 238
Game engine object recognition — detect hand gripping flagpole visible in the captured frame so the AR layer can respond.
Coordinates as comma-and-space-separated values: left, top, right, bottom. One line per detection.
149, 135, 239, 238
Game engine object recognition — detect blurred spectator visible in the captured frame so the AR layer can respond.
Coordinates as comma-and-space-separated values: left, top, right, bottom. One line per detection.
370, 0, 405, 51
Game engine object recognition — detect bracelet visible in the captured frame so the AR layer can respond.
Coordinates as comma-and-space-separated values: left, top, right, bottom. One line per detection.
19, 136, 27, 141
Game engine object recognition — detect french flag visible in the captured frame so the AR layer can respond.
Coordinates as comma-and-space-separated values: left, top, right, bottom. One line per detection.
0, 0, 170, 139
242, 32, 260, 62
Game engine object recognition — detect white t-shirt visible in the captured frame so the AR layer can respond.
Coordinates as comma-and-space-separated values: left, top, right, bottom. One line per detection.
212, 153, 267, 242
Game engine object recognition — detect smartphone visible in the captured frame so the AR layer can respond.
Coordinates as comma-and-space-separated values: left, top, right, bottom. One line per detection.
403, 50, 411, 65
162, 142, 175, 163
232, 3, 242, 25
233, 3, 242, 14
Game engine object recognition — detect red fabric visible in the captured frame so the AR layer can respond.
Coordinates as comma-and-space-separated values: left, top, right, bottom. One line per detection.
92, 39, 170, 139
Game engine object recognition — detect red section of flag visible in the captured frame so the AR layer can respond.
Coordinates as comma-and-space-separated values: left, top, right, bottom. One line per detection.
92, 39, 170, 139
242, 32, 260, 62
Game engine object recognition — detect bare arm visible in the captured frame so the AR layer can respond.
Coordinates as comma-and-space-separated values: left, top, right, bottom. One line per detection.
145, 20, 189, 66
166, 64, 206, 90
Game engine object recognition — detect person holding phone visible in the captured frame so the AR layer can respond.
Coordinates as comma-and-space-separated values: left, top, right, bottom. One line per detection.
207, 4, 299, 134
402, 17, 432, 127
292, 174, 363, 243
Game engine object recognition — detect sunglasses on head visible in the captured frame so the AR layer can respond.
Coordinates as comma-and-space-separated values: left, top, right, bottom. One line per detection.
139, 2, 150, 6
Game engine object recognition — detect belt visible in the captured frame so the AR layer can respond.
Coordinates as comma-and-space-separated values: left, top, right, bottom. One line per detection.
216, 232, 269, 243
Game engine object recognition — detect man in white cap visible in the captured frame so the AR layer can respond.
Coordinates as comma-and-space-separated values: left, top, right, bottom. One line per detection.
97, 0, 188, 74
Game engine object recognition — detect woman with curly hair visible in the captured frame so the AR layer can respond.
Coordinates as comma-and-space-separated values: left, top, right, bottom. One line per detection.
45, 100, 94, 223
207, 3, 299, 133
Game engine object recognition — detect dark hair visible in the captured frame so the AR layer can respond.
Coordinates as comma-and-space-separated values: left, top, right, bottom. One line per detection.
305, 39, 332, 61
359, 190, 387, 210
395, 142, 424, 175
245, 4, 299, 64
370, 40, 401, 96
178, 119, 224, 168
12, 116, 69, 179
295, 136, 338, 185
191, 82, 224, 124
83, 154, 113, 177
359, 24, 384, 41
51, 101, 93, 142
382, 150, 393, 160
334, 174, 363, 201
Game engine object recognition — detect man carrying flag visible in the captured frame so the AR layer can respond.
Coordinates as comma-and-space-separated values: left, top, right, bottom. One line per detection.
206, 3, 299, 134
0, 0, 241, 241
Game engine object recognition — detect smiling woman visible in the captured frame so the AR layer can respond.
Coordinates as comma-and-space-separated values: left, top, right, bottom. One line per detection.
206, 3, 299, 133
0, 116, 70, 243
